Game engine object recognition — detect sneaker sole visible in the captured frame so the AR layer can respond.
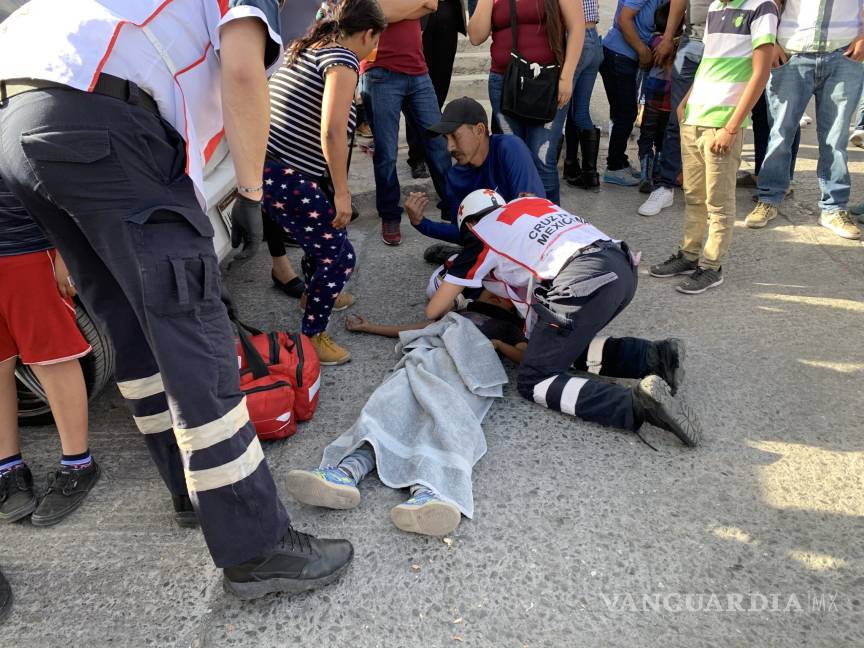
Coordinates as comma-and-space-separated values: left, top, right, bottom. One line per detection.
317, 354, 351, 366
746, 211, 777, 229
675, 274, 724, 294
818, 217, 861, 240
649, 266, 696, 278
381, 237, 402, 246
666, 338, 685, 396
0, 496, 37, 523
285, 471, 360, 509
31, 464, 101, 527
390, 500, 461, 537
638, 376, 702, 447
638, 198, 674, 217
222, 554, 352, 601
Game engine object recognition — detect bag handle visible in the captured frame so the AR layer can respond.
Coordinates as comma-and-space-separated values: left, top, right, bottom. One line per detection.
222, 289, 269, 379
508, 0, 519, 54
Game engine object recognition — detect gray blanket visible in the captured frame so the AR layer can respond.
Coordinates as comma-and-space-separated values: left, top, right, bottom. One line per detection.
320, 312, 507, 518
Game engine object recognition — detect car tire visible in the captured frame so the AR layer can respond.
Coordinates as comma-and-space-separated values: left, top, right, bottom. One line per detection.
16, 299, 115, 427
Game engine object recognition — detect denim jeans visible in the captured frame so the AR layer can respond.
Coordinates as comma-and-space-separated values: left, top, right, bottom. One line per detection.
488, 72, 567, 203
360, 67, 452, 222
751, 92, 799, 179
569, 27, 604, 130
655, 37, 704, 188
598, 47, 640, 170
856, 89, 864, 130
757, 50, 864, 211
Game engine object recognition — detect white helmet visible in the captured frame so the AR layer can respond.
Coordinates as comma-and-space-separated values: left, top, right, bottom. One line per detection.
457, 188, 505, 230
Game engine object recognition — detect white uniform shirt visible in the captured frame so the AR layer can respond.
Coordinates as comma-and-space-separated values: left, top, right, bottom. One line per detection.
0, 0, 283, 209
444, 197, 612, 334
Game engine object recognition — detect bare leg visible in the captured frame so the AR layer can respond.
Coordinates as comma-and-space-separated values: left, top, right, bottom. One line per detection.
271, 255, 299, 284
30, 360, 88, 455
0, 359, 20, 458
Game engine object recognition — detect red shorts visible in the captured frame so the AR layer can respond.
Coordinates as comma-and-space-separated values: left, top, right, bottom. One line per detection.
0, 250, 91, 365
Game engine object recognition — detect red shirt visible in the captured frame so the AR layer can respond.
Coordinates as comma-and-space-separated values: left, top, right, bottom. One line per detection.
489, 0, 556, 74
363, 19, 428, 76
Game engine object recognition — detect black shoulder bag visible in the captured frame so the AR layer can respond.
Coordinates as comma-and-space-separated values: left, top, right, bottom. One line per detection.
500, 0, 561, 125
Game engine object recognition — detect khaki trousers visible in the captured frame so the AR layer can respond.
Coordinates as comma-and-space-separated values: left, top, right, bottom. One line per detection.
680, 124, 744, 270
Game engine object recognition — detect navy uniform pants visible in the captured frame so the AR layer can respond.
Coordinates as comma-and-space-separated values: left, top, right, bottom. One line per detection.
516, 242, 653, 430
0, 88, 290, 567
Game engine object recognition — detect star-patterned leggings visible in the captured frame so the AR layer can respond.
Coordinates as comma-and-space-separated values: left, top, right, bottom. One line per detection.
263, 163, 355, 336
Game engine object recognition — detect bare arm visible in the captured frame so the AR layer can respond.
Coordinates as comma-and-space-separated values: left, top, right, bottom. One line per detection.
467, 0, 493, 45
618, 7, 653, 69
345, 314, 432, 337
378, 0, 437, 23
220, 18, 270, 202
654, 0, 686, 65
709, 45, 773, 155
556, 0, 585, 107
492, 339, 527, 364
426, 281, 465, 319
321, 65, 358, 228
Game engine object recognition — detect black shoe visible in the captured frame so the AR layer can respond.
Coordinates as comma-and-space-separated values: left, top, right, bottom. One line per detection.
172, 494, 199, 529
647, 338, 685, 395
423, 243, 462, 265
649, 251, 698, 278
0, 566, 11, 623
409, 160, 429, 179
676, 267, 723, 295
31, 460, 100, 527
578, 127, 601, 190
271, 272, 305, 298
0, 465, 37, 523
632, 376, 701, 447
223, 527, 354, 600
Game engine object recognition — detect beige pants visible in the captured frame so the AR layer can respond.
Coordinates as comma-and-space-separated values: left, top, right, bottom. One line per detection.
680, 124, 744, 270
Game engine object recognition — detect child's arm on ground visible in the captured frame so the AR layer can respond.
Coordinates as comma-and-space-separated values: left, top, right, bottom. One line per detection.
345, 314, 433, 338
491, 340, 527, 364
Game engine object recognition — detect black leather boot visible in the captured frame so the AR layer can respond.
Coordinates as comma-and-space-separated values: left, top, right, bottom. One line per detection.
578, 127, 601, 190
562, 121, 582, 186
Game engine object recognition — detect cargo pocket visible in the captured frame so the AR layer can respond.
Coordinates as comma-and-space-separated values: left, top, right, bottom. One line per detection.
142, 249, 222, 317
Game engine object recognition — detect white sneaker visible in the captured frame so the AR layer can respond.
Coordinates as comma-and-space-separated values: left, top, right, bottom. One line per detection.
638, 186, 674, 216
800, 113, 812, 127
851, 129, 864, 149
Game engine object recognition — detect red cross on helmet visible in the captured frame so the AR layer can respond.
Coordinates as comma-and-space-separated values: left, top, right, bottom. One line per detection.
457, 188, 505, 230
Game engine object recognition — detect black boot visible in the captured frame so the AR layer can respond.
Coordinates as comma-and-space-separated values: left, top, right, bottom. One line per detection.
172, 494, 199, 528
578, 127, 601, 190
646, 338, 685, 395
223, 527, 354, 600
563, 121, 582, 186
632, 376, 701, 447
639, 153, 655, 194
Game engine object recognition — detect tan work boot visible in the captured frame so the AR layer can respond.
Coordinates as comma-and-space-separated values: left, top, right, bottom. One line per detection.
309, 332, 351, 366
745, 202, 777, 229
299, 291, 355, 312
818, 210, 861, 240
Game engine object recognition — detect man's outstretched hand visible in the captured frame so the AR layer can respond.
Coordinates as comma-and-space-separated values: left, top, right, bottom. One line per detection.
405, 192, 430, 226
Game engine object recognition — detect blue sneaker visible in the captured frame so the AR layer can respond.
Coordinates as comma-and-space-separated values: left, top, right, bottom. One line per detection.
603, 167, 640, 187
286, 467, 360, 510
390, 488, 461, 536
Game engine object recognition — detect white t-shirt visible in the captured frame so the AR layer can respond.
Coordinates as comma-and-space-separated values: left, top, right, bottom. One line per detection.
0, 0, 283, 209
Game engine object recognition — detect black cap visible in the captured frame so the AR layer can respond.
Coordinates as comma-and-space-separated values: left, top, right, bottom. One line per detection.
427, 97, 488, 135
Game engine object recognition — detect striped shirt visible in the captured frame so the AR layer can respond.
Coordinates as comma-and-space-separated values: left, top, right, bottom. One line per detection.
0, 176, 50, 257
583, 0, 600, 23
267, 46, 360, 178
777, 0, 864, 53
685, 0, 778, 128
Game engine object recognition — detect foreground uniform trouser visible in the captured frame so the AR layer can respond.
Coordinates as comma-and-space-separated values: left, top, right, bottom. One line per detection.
0, 88, 290, 567
516, 242, 650, 430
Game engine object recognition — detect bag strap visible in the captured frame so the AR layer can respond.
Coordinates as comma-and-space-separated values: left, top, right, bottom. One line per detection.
236, 324, 270, 380
508, 0, 518, 53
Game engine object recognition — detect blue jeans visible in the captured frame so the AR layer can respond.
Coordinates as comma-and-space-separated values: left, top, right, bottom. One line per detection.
488, 72, 567, 203
751, 92, 799, 179
857, 88, 864, 130
598, 47, 640, 170
656, 37, 704, 188
569, 27, 604, 130
757, 50, 864, 211
360, 67, 452, 222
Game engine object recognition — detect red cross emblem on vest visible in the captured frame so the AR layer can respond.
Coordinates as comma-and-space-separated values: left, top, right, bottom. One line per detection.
495, 197, 557, 225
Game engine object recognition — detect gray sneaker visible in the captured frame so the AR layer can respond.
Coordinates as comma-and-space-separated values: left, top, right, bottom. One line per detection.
649, 251, 698, 278
632, 376, 701, 447
676, 267, 723, 294
603, 167, 640, 187
818, 210, 861, 240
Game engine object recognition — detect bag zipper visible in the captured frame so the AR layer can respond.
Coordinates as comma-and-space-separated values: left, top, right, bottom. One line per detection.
243, 380, 291, 395
291, 333, 304, 387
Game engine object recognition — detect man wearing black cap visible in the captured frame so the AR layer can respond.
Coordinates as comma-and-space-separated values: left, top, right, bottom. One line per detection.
405, 97, 545, 246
